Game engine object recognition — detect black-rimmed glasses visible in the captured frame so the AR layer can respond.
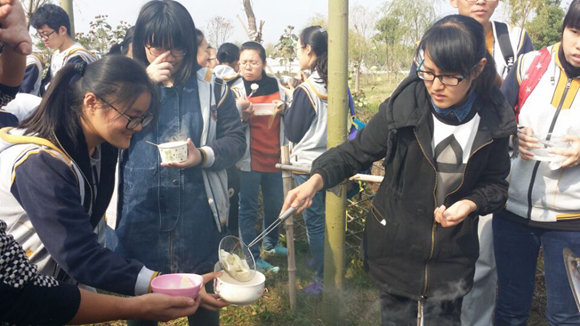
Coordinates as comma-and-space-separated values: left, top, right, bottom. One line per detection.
37, 30, 55, 41
146, 46, 187, 58
416, 60, 478, 86
416, 70, 467, 86
98, 97, 153, 130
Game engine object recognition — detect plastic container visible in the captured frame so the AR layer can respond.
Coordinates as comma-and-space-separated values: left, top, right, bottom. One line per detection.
157, 141, 188, 163
252, 103, 276, 116
151, 273, 204, 299
530, 133, 570, 162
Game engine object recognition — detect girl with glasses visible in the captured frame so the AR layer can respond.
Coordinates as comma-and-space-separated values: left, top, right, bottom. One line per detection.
235, 41, 289, 274
113, 1, 245, 325
282, 15, 515, 325
0, 55, 217, 321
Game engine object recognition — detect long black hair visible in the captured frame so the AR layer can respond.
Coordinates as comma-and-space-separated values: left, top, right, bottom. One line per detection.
217, 43, 240, 65
416, 15, 497, 101
300, 26, 328, 85
20, 55, 159, 148
132, 0, 198, 85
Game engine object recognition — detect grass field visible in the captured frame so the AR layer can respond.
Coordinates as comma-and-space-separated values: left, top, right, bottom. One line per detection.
90, 73, 552, 326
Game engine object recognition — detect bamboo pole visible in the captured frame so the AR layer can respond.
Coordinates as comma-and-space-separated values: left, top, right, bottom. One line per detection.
275, 163, 384, 183
60, 0, 75, 39
281, 145, 297, 310
323, 0, 349, 323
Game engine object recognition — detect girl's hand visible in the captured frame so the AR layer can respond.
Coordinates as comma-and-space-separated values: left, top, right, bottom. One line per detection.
272, 100, 286, 115
238, 100, 253, 121
147, 51, 174, 85
281, 174, 324, 214
0, 0, 32, 55
134, 293, 200, 322
549, 135, 580, 168
160, 138, 203, 169
197, 272, 230, 311
434, 200, 477, 228
517, 127, 538, 161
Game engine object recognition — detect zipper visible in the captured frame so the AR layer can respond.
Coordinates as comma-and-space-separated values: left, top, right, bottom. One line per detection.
526, 78, 571, 219
54, 136, 94, 215
417, 298, 424, 326
413, 130, 438, 296
444, 139, 494, 202
370, 205, 387, 226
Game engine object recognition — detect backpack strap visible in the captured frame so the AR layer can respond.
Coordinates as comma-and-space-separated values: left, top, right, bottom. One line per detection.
495, 21, 515, 73
515, 48, 551, 122
348, 88, 355, 116
213, 76, 229, 109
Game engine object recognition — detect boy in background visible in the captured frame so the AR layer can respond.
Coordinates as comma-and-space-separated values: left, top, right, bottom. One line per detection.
30, 3, 96, 94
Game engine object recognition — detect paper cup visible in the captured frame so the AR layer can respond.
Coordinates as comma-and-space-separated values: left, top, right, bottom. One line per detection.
158, 141, 188, 163
252, 103, 276, 116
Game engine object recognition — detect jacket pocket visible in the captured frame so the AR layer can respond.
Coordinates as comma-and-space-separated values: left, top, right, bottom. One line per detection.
364, 205, 398, 260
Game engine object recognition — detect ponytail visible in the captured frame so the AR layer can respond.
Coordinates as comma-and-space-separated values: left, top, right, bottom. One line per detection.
217, 42, 240, 65
20, 63, 84, 145
20, 55, 159, 148
299, 26, 328, 85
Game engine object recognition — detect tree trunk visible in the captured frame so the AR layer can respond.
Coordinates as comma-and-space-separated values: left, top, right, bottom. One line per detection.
242, 0, 262, 42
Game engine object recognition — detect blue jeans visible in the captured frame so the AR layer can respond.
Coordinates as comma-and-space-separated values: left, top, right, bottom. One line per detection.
238, 171, 283, 260
493, 212, 580, 326
294, 174, 325, 281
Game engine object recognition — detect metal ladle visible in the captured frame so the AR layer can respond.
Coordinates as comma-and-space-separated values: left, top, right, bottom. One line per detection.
219, 204, 301, 282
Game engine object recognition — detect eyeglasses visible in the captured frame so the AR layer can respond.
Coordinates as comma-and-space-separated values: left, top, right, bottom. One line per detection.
37, 30, 55, 41
239, 61, 262, 68
146, 46, 187, 58
416, 59, 478, 86
98, 96, 154, 130
416, 70, 467, 86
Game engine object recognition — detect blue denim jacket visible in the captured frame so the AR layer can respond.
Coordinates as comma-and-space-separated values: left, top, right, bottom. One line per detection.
115, 69, 245, 273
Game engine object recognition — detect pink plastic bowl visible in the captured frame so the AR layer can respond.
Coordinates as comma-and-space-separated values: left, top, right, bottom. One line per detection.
151, 273, 204, 299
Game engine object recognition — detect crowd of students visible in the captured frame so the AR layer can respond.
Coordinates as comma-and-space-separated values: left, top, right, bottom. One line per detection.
0, 0, 580, 325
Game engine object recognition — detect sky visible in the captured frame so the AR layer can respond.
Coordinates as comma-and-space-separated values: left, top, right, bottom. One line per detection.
68, 0, 436, 45
67, 0, 520, 46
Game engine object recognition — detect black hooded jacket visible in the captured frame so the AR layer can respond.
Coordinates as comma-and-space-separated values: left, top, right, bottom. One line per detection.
312, 76, 516, 300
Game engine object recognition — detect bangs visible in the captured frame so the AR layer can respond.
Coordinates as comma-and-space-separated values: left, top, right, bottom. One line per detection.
418, 22, 479, 76
132, 0, 198, 84
564, 1, 580, 31
143, 16, 188, 49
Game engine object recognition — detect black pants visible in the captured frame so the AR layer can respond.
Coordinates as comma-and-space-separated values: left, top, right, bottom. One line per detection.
380, 291, 463, 326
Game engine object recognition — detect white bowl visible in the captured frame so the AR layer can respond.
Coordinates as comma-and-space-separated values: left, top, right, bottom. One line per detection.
158, 141, 188, 163
214, 271, 265, 306
252, 103, 276, 116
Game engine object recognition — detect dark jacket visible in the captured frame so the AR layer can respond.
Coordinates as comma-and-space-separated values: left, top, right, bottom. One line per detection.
312, 76, 516, 300
3, 125, 148, 296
